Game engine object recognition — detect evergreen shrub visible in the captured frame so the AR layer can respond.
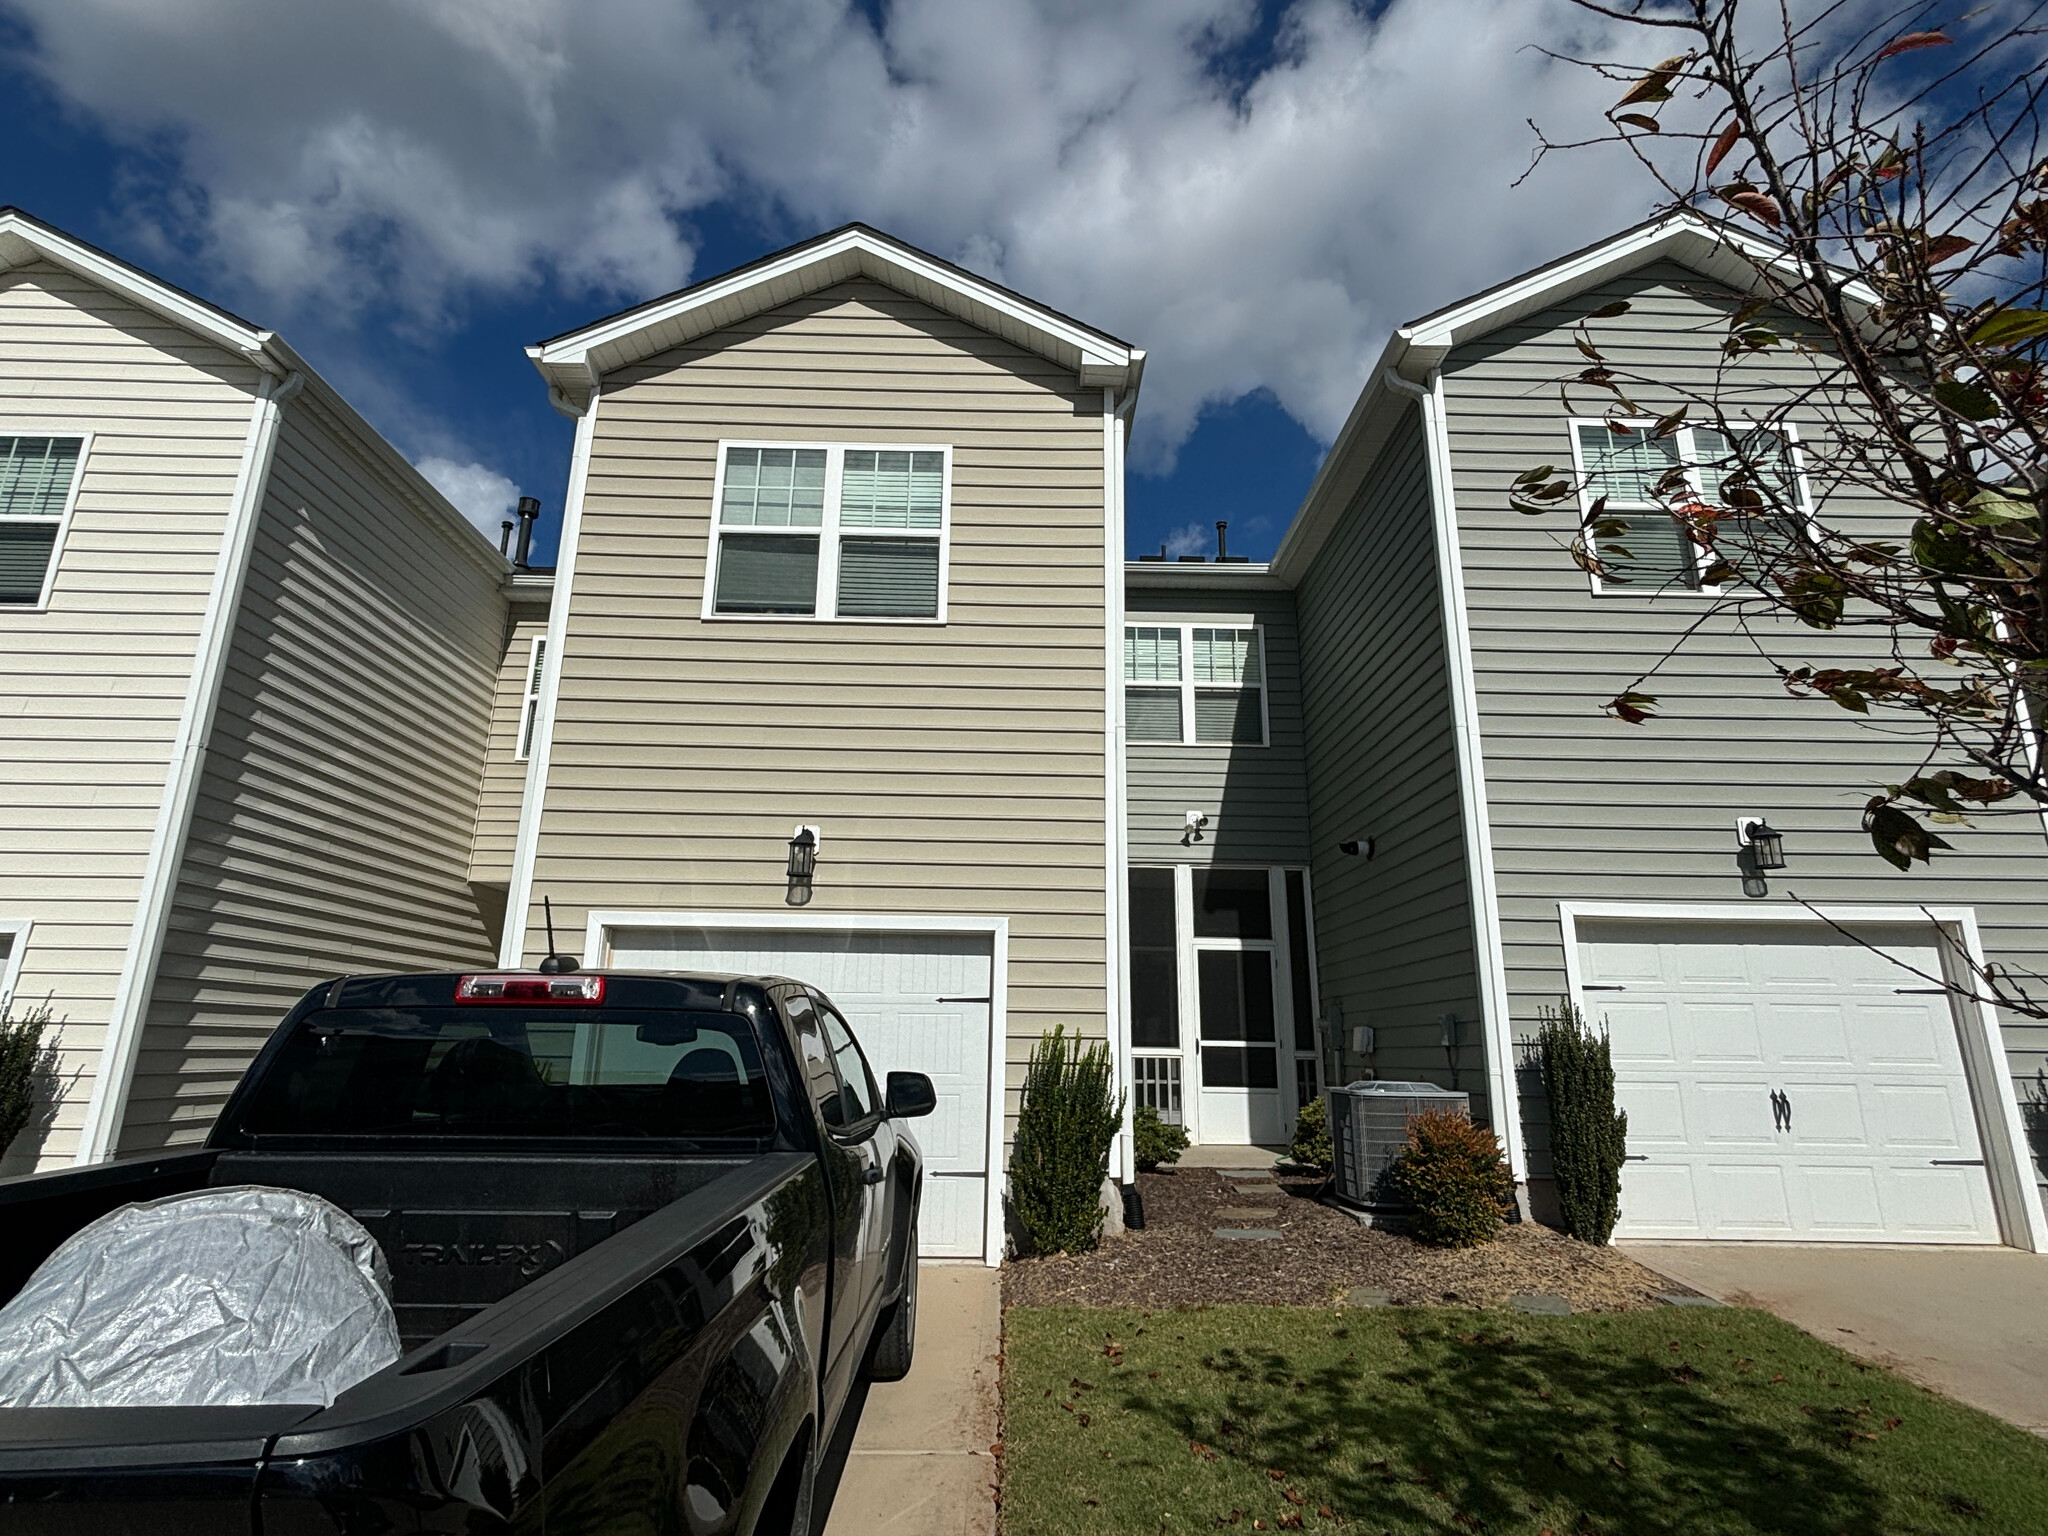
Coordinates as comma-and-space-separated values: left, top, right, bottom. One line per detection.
0, 1000, 54, 1156
1388, 1108, 1513, 1247
1010, 1027, 1125, 1254
1132, 1104, 1188, 1171
1289, 1095, 1331, 1171
1536, 998, 1629, 1244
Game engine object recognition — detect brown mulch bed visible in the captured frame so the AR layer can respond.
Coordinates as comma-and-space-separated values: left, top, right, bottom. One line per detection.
1001, 1165, 1692, 1312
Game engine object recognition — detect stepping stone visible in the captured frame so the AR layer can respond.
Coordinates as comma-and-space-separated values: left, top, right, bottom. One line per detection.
1232, 1184, 1281, 1198
1657, 1292, 1723, 1308
1218, 1206, 1279, 1222
1344, 1286, 1391, 1308
1215, 1168, 1276, 1181
1213, 1228, 1282, 1241
1508, 1293, 1572, 1316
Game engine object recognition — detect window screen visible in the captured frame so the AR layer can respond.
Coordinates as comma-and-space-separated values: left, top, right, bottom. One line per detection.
1194, 689, 1263, 744
1124, 627, 1181, 682
1192, 628, 1263, 744
0, 436, 81, 604
1576, 423, 1680, 503
1191, 629, 1260, 686
1194, 868, 1272, 939
1126, 688, 1182, 742
1128, 868, 1179, 1049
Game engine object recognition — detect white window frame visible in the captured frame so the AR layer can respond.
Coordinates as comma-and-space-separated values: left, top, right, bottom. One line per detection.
1121, 617, 1271, 748
700, 439, 953, 624
1567, 417, 1814, 598
0, 919, 30, 1010
0, 429, 92, 614
514, 636, 545, 762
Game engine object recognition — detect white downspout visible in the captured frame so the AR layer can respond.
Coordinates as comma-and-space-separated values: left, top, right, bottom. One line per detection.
75, 369, 304, 1164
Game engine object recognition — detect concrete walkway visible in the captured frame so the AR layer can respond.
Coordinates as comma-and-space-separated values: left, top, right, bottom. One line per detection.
819, 1264, 1000, 1536
1628, 1243, 2048, 1434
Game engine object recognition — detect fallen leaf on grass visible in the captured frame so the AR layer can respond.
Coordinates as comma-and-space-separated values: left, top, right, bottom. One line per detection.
1277, 1514, 1304, 1530
1318, 1507, 1334, 1519
1885, 1417, 1904, 1430
1084, 1497, 1100, 1506
1770, 1374, 1787, 1384
1266, 1470, 1286, 1482
1079, 1414, 1092, 1427
1149, 1371, 1161, 1379
1282, 1488, 1306, 1505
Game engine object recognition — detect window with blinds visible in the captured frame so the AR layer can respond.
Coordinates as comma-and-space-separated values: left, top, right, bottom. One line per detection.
515, 637, 546, 761
709, 443, 948, 619
1574, 420, 1808, 593
0, 436, 83, 605
1122, 623, 1266, 746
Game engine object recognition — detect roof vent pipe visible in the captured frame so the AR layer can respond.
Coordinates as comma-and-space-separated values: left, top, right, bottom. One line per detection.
1216, 520, 1228, 560
499, 519, 514, 556
513, 496, 540, 568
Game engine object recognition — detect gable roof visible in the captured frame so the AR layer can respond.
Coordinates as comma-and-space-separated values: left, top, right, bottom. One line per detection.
0, 206, 504, 573
529, 223, 1145, 411
1270, 212, 1878, 583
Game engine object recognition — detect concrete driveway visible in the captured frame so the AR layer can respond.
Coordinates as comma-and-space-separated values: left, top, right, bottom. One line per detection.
1628, 1243, 2048, 1434
818, 1264, 1000, 1536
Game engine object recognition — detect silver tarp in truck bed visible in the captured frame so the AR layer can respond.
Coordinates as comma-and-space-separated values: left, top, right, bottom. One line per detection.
0, 1185, 401, 1408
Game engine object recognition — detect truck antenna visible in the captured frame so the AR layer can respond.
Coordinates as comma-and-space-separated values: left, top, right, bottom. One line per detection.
538, 895, 577, 974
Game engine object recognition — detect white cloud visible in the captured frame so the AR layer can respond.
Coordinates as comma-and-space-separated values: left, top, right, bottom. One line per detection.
6, 0, 1654, 466
1159, 521, 1215, 559
415, 455, 520, 541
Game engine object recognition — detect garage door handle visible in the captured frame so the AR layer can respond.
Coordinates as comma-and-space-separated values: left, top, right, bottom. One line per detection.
1582, 984, 1626, 992
936, 995, 990, 1003
1930, 1158, 1985, 1166
1624, 1155, 1649, 1162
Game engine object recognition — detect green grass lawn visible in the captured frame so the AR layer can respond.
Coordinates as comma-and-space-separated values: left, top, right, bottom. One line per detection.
1002, 1305, 2048, 1536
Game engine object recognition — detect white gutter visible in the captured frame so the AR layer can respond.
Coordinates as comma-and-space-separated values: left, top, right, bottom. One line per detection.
500, 386, 601, 965
1378, 368, 1527, 1184
1105, 384, 1135, 1180
74, 369, 304, 1163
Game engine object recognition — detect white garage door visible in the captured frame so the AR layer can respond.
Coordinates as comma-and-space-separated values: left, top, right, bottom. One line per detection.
1579, 920, 2000, 1244
604, 926, 995, 1260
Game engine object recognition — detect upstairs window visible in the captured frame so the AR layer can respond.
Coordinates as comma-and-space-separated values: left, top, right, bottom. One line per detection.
1122, 623, 1267, 745
1572, 420, 1807, 593
707, 443, 949, 621
0, 436, 85, 607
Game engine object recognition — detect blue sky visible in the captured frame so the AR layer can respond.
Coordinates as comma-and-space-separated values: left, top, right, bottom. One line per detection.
0, 0, 1659, 565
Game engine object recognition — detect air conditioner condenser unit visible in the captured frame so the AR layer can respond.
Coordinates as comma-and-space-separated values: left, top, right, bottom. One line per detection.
1325, 1080, 1471, 1208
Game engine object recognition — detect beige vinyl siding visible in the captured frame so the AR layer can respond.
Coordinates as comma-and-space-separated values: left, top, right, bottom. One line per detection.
1293, 406, 1487, 1109
470, 611, 549, 886
1125, 584, 1309, 864
0, 259, 262, 1170
120, 398, 504, 1152
1439, 258, 2048, 1194
518, 280, 1108, 1134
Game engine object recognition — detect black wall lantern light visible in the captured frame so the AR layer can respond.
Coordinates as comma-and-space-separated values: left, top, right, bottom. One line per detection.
1737, 815, 1786, 898
786, 825, 820, 907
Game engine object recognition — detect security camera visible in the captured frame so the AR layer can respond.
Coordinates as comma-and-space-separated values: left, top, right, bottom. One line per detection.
1338, 836, 1375, 859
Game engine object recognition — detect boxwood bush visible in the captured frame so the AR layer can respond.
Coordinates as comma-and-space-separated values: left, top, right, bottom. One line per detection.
1388, 1108, 1514, 1247
1132, 1104, 1188, 1171
1010, 1027, 1124, 1254
1289, 1095, 1331, 1171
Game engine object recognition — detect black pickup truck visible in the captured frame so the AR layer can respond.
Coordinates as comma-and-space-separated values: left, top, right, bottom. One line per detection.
0, 967, 931, 1535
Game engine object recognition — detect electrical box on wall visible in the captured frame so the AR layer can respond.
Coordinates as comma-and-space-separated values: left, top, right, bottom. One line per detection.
1350, 1024, 1375, 1055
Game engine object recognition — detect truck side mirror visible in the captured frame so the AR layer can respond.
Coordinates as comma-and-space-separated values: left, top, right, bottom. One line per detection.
885, 1072, 937, 1119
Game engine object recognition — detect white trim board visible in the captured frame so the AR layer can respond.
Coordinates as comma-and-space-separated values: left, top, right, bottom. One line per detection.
582, 908, 1012, 1268
1106, 386, 1131, 1179
1556, 900, 2048, 1254
73, 370, 303, 1164
500, 389, 600, 967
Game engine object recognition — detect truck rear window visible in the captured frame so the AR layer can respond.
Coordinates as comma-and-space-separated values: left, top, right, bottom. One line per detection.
228, 1007, 776, 1141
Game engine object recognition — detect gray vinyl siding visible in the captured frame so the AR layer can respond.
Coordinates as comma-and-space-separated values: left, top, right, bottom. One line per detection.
120, 399, 504, 1152
1293, 406, 1487, 1114
0, 259, 262, 1170
517, 279, 1108, 1137
1124, 584, 1309, 865
1440, 257, 2048, 1194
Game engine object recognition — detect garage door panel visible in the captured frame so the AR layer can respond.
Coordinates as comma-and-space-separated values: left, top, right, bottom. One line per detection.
1604, 1002, 1679, 1066
1694, 1080, 1776, 1146
1705, 1163, 1795, 1234
1782, 1083, 1868, 1149
1686, 1003, 1765, 1065
1872, 1083, 1971, 1152
1799, 1166, 1886, 1233
1616, 1163, 1703, 1234
1615, 1080, 1688, 1144
1770, 1005, 1853, 1067
605, 924, 994, 1260
1585, 919, 2001, 1246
